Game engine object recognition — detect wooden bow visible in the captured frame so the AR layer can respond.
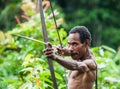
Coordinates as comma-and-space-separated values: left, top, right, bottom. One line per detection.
39, 0, 58, 89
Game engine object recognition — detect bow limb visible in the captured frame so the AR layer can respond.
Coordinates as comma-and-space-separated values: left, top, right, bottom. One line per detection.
39, 0, 58, 89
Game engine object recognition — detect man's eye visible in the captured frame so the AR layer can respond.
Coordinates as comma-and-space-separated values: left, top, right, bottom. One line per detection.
73, 43, 77, 46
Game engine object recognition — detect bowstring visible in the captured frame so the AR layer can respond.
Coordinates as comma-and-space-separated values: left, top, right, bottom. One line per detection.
49, 0, 62, 47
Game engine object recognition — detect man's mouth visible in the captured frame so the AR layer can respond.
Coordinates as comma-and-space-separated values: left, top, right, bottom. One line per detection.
70, 52, 78, 56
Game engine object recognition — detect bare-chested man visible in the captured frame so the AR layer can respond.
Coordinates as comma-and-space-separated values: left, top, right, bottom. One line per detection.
43, 26, 97, 89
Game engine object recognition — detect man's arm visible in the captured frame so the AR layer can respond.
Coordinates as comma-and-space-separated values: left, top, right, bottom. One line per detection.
83, 59, 97, 70
43, 43, 97, 72
54, 55, 96, 72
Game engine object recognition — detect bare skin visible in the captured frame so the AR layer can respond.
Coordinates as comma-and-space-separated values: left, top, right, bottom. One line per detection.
43, 33, 97, 89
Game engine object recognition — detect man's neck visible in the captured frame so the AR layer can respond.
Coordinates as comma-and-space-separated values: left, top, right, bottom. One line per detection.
79, 48, 90, 61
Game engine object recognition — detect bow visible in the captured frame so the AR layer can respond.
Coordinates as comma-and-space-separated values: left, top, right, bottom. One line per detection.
39, 0, 58, 89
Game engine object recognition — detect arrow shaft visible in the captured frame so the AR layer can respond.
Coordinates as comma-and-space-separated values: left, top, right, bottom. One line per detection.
13, 34, 46, 45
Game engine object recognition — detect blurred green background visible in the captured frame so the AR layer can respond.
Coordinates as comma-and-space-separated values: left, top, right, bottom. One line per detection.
1, 0, 120, 49
0, 0, 120, 89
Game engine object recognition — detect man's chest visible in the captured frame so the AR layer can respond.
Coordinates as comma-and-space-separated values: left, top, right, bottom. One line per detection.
68, 71, 84, 80
68, 70, 95, 82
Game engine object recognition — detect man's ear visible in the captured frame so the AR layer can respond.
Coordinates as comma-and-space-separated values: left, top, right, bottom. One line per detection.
83, 39, 90, 47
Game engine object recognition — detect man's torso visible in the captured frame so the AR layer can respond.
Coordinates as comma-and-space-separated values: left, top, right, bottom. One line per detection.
67, 51, 96, 89
68, 70, 96, 89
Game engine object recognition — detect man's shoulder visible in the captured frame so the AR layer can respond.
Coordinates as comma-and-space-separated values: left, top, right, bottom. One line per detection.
87, 50, 95, 60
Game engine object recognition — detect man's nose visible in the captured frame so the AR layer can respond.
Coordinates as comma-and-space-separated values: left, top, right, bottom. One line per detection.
68, 46, 74, 51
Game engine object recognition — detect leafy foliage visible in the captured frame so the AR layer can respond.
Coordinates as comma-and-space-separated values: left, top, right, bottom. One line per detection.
0, 0, 22, 32
91, 45, 120, 89
0, 0, 120, 89
53, 0, 120, 49
0, 0, 67, 89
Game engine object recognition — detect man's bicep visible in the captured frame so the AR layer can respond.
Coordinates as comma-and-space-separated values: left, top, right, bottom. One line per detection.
76, 62, 90, 72
83, 59, 97, 70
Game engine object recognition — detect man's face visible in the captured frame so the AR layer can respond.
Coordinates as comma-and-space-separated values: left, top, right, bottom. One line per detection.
68, 33, 86, 60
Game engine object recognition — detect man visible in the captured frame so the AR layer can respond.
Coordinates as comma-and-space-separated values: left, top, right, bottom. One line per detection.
43, 26, 97, 89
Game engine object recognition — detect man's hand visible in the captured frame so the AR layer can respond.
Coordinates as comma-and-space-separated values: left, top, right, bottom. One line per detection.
57, 46, 70, 56
43, 42, 57, 60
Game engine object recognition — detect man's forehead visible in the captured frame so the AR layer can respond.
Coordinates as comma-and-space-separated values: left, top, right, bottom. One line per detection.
68, 33, 81, 42
68, 33, 80, 39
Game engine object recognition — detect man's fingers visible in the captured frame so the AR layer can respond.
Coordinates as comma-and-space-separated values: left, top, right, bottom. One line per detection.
44, 50, 54, 58
56, 46, 62, 52
45, 54, 53, 58
46, 42, 52, 48
43, 48, 53, 52
45, 51, 53, 55
56, 46, 64, 55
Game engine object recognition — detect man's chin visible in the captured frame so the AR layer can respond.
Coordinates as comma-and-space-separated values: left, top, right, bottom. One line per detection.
71, 56, 79, 60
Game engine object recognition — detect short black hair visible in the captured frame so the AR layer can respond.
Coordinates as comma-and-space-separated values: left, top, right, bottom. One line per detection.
69, 26, 91, 44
